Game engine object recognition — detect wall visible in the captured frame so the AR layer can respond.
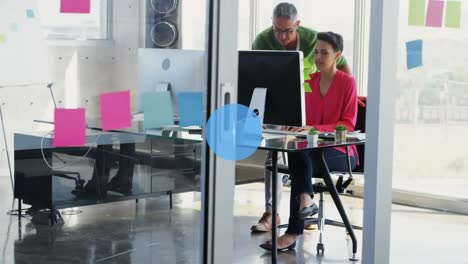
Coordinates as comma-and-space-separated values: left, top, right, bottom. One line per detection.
0, 0, 141, 177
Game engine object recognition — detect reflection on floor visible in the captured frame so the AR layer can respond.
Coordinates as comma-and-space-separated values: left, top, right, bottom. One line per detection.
1, 178, 468, 263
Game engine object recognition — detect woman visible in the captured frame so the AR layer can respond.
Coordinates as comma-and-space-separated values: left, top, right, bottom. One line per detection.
260, 31, 359, 251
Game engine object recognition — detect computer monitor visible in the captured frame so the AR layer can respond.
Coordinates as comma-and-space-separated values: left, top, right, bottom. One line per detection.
238, 50, 305, 127
137, 48, 207, 116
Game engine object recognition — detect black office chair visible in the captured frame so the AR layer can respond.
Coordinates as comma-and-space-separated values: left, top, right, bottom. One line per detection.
268, 99, 367, 255
52, 153, 86, 190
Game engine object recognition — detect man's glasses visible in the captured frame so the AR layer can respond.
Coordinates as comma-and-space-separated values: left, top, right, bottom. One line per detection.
272, 26, 296, 35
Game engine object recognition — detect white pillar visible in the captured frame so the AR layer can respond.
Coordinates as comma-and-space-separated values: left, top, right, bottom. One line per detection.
201, 0, 238, 263
362, 0, 399, 263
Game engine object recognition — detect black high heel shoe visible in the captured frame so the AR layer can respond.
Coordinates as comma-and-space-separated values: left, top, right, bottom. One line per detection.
259, 241, 296, 252
298, 202, 319, 219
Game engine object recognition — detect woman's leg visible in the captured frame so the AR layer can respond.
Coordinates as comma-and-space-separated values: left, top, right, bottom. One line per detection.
261, 148, 358, 249
283, 148, 356, 235
321, 148, 357, 172
259, 150, 314, 249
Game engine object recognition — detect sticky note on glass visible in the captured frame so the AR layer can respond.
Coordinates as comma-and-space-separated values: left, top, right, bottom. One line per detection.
0, 34, 5, 44
177, 92, 204, 127
26, 9, 35, 18
406, 40, 423, 70
426, 0, 444, 27
60, 0, 91, 14
409, 0, 426, 26
446, 1, 462, 28
100, 90, 132, 131
143, 91, 174, 129
53, 108, 86, 147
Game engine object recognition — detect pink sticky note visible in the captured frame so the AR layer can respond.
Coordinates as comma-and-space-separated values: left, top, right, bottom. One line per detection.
425, 0, 444, 27
60, 0, 91, 14
53, 108, 86, 147
100, 90, 132, 131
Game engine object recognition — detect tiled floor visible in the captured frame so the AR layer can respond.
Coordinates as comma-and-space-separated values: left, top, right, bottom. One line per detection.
1, 177, 468, 263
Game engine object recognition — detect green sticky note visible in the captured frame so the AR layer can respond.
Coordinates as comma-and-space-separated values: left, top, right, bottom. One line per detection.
0, 34, 5, 44
143, 91, 174, 129
408, 0, 426, 26
446, 1, 462, 28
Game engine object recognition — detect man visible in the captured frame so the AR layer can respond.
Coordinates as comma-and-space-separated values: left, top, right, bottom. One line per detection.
250, 2, 353, 232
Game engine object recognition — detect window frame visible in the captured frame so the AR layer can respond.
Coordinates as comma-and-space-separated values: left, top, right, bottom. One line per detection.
38, 0, 111, 42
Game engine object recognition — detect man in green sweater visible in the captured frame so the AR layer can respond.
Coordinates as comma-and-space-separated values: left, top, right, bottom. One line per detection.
252, 3, 351, 90
250, 2, 352, 233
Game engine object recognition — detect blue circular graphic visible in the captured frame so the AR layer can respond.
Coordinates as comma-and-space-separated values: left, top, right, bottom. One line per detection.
206, 104, 263, 161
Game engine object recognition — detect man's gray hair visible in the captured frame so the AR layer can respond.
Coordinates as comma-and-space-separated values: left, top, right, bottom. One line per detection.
273, 2, 298, 22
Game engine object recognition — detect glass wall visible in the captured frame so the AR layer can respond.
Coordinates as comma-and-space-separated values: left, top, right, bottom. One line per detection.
393, 0, 468, 199
0, 0, 212, 263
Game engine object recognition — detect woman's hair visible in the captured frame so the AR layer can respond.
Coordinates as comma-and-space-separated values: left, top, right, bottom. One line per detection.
317, 32, 344, 53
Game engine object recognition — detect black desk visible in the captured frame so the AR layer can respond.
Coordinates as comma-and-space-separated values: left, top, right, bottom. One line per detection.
258, 135, 365, 263
14, 129, 201, 225
14, 121, 264, 226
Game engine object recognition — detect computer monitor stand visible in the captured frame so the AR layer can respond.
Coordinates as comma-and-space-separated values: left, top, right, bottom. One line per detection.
248, 87, 267, 124
155, 82, 171, 92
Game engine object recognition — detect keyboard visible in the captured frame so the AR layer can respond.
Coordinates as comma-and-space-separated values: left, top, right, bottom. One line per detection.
263, 129, 366, 140
263, 128, 308, 137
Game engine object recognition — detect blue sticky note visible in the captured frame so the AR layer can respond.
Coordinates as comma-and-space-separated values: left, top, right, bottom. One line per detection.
26, 9, 35, 18
406, 39, 423, 70
143, 91, 174, 129
177, 92, 204, 127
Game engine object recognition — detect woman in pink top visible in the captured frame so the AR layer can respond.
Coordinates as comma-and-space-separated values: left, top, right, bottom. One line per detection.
260, 32, 358, 251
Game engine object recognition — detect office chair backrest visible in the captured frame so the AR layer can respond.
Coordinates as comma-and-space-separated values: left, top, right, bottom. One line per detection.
354, 99, 366, 172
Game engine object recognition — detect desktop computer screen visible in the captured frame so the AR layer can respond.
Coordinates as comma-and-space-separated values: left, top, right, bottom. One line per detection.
137, 48, 207, 115
238, 50, 305, 127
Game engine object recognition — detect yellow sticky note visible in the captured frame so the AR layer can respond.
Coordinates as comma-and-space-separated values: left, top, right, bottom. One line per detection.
446, 1, 462, 28
408, 0, 426, 26
0, 34, 6, 44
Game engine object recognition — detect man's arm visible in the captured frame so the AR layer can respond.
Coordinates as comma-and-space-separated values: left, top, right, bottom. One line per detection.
340, 65, 352, 75
336, 55, 350, 74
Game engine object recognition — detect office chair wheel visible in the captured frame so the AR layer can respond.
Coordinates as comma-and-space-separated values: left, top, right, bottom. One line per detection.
316, 243, 325, 255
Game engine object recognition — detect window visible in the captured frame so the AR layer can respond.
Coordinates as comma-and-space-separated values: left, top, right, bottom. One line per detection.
238, 0, 252, 50
181, 0, 207, 50
392, 0, 468, 199
37, 0, 109, 40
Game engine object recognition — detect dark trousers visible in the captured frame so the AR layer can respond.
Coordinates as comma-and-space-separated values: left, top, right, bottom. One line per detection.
285, 148, 357, 235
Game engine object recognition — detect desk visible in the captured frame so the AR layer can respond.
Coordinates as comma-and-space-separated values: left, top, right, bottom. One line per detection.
15, 120, 263, 225
257, 135, 365, 263
14, 127, 202, 225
